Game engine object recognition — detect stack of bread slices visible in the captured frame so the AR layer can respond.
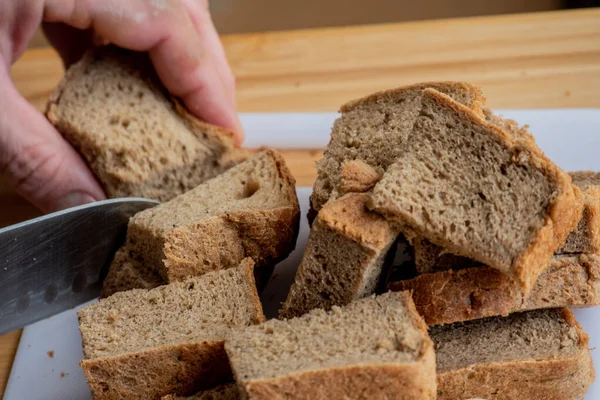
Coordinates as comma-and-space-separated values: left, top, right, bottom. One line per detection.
48, 47, 596, 399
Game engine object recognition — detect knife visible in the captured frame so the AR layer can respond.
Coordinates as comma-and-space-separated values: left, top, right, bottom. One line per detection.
0, 198, 158, 335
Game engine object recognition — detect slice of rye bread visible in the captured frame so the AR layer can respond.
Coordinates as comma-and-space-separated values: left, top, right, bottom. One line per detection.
310, 82, 486, 215
161, 383, 240, 400
79, 259, 264, 400
101, 246, 164, 298
389, 254, 600, 325
103, 149, 300, 295
410, 173, 600, 275
46, 45, 246, 202
369, 88, 583, 292
432, 308, 594, 400
280, 193, 400, 319
225, 291, 436, 400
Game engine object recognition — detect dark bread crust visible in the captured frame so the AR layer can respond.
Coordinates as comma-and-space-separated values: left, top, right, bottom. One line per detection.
436, 308, 595, 400
389, 254, 600, 325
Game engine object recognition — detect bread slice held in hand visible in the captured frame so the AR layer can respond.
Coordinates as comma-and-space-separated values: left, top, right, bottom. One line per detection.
280, 193, 400, 319
226, 291, 436, 400
432, 308, 594, 400
47, 45, 246, 202
389, 254, 600, 325
103, 149, 300, 295
310, 81, 486, 213
79, 259, 264, 400
369, 89, 583, 291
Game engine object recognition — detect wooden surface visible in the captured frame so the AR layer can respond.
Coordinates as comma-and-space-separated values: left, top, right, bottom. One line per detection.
1, 8, 600, 397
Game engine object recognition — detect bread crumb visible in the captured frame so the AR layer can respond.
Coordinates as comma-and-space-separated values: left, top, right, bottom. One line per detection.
60, 372, 68, 378
47, 350, 54, 358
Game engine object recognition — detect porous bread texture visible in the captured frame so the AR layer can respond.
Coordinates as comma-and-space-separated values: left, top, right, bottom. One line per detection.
107, 149, 299, 291
432, 308, 594, 400
101, 245, 164, 298
226, 291, 436, 400
161, 383, 239, 400
389, 254, 600, 325
280, 193, 400, 319
310, 82, 485, 213
369, 88, 583, 292
46, 45, 246, 202
411, 175, 600, 274
79, 260, 264, 400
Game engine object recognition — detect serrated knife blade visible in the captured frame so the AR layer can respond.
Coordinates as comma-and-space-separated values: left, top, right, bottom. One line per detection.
0, 198, 158, 335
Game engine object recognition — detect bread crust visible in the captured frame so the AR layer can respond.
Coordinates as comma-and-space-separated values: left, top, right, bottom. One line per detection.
81, 341, 232, 400
436, 309, 595, 400
558, 185, 600, 254
389, 254, 600, 325
371, 88, 584, 292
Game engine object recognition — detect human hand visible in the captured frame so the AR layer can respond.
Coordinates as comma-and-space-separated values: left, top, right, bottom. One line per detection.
0, 0, 241, 213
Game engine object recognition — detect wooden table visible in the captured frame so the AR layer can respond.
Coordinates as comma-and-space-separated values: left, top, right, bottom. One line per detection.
1, 7, 600, 396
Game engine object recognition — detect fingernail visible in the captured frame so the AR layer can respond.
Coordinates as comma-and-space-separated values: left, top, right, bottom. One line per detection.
52, 192, 97, 212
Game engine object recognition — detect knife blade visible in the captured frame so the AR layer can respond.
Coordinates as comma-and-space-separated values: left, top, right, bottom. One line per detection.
0, 198, 158, 335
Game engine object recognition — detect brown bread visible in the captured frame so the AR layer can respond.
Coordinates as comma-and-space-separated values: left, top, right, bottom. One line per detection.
370, 89, 583, 292
389, 254, 600, 325
280, 193, 399, 319
161, 383, 240, 400
46, 46, 246, 202
226, 291, 436, 400
79, 260, 264, 400
432, 308, 594, 400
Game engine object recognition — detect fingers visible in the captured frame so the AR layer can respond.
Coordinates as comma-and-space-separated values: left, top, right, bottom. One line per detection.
41, 22, 94, 68
0, 64, 106, 213
43, 0, 243, 144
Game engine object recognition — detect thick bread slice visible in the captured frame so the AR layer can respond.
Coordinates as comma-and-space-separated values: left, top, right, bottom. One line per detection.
226, 291, 436, 400
101, 246, 164, 298
370, 89, 583, 292
432, 308, 594, 400
104, 149, 299, 294
79, 259, 264, 400
46, 46, 246, 202
310, 82, 485, 213
411, 175, 600, 274
280, 193, 399, 319
389, 254, 600, 325
161, 383, 239, 400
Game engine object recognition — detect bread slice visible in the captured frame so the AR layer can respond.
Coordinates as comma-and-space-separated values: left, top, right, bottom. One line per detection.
410, 174, 600, 275
369, 89, 583, 291
432, 308, 594, 400
46, 45, 246, 202
226, 291, 436, 400
280, 193, 399, 319
103, 149, 299, 295
389, 254, 600, 325
101, 246, 164, 298
161, 383, 239, 400
79, 259, 264, 400
310, 82, 485, 214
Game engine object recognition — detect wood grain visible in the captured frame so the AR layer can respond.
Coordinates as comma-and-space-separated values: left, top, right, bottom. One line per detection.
2, 8, 600, 396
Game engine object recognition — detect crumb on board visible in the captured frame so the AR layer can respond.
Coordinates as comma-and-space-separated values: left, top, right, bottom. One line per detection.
47, 350, 54, 358
60, 372, 68, 378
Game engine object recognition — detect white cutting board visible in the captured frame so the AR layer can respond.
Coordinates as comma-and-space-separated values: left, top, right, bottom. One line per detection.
5, 111, 600, 400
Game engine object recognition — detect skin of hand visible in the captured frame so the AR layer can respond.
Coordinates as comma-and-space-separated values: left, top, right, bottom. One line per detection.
0, 0, 242, 213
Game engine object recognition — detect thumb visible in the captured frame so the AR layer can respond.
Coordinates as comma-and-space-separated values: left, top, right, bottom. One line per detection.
0, 66, 105, 213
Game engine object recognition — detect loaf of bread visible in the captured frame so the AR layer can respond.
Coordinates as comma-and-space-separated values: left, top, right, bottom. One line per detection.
389, 254, 600, 325
161, 383, 239, 400
310, 82, 485, 214
280, 193, 399, 319
226, 291, 436, 400
46, 46, 246, 202
369, 89, 583, 292
103, 149, 300, 295
432, 308, 594, 400
410, 174, 600, 274
79, 259, 264, 400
